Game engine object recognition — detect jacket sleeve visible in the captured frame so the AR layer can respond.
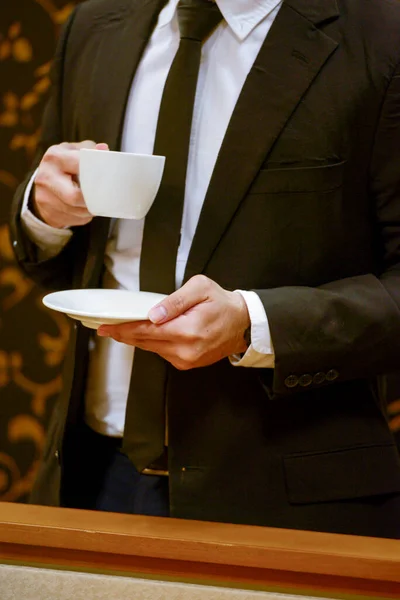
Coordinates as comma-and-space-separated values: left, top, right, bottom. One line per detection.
256, 60, 400, 396
9, 6, 88, 291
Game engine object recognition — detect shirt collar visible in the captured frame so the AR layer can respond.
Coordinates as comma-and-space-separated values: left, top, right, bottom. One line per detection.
157, 0, 283, 41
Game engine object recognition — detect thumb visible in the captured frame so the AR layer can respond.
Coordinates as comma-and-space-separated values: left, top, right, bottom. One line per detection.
148, 276, 210, 324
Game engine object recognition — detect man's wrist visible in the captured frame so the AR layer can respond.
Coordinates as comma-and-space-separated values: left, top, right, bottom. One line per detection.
21, 173, 74, 260
27, 183, 41, 220
244, 325, 251, 349
232, 290, 251, 354
229, 289, 275, 368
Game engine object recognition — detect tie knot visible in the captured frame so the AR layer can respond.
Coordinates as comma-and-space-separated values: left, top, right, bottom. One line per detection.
177, 0, 223, 43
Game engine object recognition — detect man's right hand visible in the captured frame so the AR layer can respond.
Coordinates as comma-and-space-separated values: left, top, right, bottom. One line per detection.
32, 140, 109, 229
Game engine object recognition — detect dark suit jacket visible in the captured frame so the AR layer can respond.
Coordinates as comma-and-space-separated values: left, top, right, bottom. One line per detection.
9, 0, 400, 538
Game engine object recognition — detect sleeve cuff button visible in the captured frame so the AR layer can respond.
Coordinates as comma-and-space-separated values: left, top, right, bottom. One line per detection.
313, 372, 326, 385
299, 374, 313, 387
284, 374, 299, 388
326, 369, 339, 381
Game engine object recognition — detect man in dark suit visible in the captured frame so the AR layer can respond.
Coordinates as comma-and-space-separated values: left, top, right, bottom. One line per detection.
9, 0, 400, 538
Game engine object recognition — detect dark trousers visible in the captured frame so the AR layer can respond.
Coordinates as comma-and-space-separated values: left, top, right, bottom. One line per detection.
60, 422, 169, 517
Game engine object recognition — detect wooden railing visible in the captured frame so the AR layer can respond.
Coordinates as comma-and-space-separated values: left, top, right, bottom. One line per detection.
0, 502, 399, 598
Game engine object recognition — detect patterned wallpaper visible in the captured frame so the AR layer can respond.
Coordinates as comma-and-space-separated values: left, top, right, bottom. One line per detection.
0, 0, 399, 503
0, 0, 82, 502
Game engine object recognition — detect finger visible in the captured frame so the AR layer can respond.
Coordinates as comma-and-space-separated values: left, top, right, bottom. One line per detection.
36, 174, 87, 210
34, 182, 93, 228
42, 146, 80, 176
133, 340, 173, 356
97, 320, 170, 341
62, 140, 97, 150
96, 326, 206, 370
62, 142, 109, 179
51, 201, 93, 222
77, 140, 98, 149
148, 274, 212, 324
97, 325, 173, 348
43, 141, 107, 175
44, 209, 93, 228
34, 189, 93, 228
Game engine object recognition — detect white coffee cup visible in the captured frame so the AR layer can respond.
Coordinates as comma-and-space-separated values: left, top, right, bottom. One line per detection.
79, 149, 165, 219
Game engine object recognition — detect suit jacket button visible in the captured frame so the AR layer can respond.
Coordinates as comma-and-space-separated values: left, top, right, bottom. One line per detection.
326, 369, 339, 381
285, 375, 299, 388
54, 450, 60, 462
313, 372, 326, 385
299, 374, 313, 387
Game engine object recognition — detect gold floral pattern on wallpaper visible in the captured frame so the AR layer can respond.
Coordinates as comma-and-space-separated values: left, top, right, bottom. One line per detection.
0, 0, 80, 502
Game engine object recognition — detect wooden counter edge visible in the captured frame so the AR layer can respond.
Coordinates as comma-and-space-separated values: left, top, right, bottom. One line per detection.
0, 502, 399, 585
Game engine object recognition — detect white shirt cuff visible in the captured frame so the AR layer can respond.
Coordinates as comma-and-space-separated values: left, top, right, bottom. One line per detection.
21, 169, 73, 260
230, 290, 275, 368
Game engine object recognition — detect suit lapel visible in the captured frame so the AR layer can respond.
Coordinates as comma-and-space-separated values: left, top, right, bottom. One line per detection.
184, 0, 339, 282
81, 0, 166, 288
87, 0, 167, 150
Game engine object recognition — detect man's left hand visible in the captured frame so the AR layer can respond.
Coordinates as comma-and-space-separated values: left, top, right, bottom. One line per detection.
97, 275, 250, 370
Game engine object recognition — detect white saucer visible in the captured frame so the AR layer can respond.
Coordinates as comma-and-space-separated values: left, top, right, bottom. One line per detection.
43, 289, 167, 329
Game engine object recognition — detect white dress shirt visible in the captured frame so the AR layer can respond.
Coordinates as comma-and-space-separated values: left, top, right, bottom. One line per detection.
21, 0, 281, 437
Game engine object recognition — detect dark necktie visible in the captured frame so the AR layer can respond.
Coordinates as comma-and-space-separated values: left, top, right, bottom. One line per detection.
122, 0, 223, 473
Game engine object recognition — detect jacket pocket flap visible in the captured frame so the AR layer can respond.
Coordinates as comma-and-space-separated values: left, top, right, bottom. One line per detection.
284, 443, 400, 505
249, 161, 345, 194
